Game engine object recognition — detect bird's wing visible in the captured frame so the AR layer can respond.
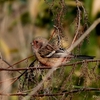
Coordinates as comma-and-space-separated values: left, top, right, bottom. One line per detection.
38, 44, 57, 57
39, 43, 74, 58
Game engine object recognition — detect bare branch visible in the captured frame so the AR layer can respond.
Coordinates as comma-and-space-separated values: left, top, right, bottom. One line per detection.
0, 87, 100, 97
0, 59, 100, 71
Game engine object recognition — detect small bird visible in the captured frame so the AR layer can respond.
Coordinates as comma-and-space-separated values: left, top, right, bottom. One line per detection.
31, 37, 94, 67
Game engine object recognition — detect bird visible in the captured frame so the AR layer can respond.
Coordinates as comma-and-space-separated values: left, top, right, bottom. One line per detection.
31, 37, 95, 67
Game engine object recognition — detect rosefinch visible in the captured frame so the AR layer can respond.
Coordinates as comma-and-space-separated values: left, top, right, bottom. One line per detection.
31, 37, 94, 67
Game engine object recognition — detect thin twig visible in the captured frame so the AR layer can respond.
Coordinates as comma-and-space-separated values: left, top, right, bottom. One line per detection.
0, 57, 12, 68
0, 87, 100, 97
67, 18, 100, 52
71, 0, 81, 45
0, 59, 100, 71
7, 55, 34, 69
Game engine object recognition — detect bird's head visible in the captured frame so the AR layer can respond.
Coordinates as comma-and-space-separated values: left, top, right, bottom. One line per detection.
31, 37, 48, 52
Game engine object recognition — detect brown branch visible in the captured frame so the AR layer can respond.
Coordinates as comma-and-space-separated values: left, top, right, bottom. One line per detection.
48, 29, 56, 42
71, 0, 81, 45
7, 55, 34, 69
67, 18, 100, 52
0, 59, 99, 71
0, 88, 100, 97
0, 57, 13, 68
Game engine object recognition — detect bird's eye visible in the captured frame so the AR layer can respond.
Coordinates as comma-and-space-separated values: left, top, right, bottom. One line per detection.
35, 40, 38, 44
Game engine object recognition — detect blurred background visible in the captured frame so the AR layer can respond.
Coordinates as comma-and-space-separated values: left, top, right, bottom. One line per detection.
0, 0, 100, 100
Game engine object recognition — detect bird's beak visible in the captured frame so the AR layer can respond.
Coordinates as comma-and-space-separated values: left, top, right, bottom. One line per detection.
30, 41, 35, 46
31, 42, 34, 46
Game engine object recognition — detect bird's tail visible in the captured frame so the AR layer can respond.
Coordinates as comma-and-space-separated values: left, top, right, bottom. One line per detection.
74, 55, 95, 59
